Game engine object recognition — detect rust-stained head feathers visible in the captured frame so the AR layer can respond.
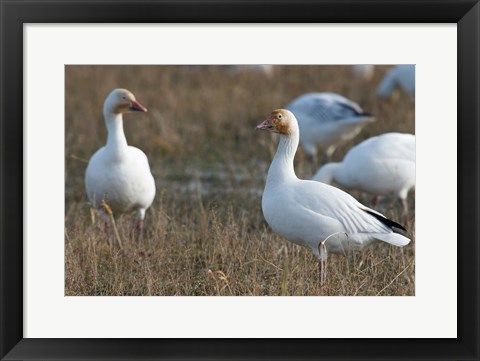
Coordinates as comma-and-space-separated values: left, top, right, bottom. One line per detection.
104, 88, 148, 115
256, 109, 297, 135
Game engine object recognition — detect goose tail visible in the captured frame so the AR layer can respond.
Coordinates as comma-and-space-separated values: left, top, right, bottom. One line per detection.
360, 208, 411, 247
374, 232, 411, 247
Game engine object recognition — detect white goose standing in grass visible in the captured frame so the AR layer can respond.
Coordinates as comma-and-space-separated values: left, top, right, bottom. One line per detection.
85, 88, 156, 246
256, 109, 410, 284
285, 92, 375, 164
313, 132, 415, 217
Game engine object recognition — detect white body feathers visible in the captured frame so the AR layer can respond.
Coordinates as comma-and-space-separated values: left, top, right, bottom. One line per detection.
85, 145, 155, 215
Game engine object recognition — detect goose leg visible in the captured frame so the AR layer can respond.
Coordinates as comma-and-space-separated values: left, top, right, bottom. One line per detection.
135, 209, 146, 246
306, 152, 317, 164
306, 153, 318, 175
104, 220, 113, 248
401, 198, 409, 218
98, 208, 113, 247
100, 201, 122, 249
317, 232, 348, 286
325, 145, 336, 162
135, 220, 144, 246
317, 241, 328, 286
318, 256, 327, 286
302, 143, 319, 174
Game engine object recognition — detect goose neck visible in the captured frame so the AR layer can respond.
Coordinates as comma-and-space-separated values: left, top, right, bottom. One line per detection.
314, 163, 342, 184
266, 133, 299, 186
104, 111, 128, 149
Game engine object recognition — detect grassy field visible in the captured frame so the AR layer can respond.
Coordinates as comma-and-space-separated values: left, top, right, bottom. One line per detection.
65, 65, 415, 296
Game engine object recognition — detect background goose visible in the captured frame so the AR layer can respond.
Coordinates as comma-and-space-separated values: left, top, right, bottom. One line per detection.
85, 88, 156, 246
285, 92, 375, 165
229, 64, 274, 78
256, 109, 410, 284
351, 64, 375, 80
313, 132, 415, 217
377, 64, 415, 98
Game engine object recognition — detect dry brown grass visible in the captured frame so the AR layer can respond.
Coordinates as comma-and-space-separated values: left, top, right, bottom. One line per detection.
65, 65, 415, 296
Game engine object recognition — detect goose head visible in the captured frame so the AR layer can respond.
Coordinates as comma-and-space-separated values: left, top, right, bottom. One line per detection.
256, 109, 298, 136
104, 88, 148, 115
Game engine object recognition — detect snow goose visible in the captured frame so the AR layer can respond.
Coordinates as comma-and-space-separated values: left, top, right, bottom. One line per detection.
256, 109, 410, 284
377, 65, 415, 98
351, 64, 375, 80
85, 88, 156, 246
230, 64, 274, 77
285, 92, 375, 164
313, 132, 415, 217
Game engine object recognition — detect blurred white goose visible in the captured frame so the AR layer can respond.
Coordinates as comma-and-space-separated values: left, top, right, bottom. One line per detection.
256, 109, 410, 284
351, 64, 375, 80
85, 88, 156, 245
230, 64, 274, 77
377, 65, 415, 98
285, 92, 375, 164
313, 133, 415, 217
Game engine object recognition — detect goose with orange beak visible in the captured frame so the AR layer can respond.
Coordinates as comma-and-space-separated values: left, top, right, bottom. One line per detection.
256, 109, 410, 285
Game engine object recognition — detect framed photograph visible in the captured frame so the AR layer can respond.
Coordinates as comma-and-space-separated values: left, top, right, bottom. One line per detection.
1, 0, 478, 360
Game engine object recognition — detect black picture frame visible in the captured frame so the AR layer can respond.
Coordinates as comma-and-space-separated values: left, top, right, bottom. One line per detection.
1, 0, 478, 360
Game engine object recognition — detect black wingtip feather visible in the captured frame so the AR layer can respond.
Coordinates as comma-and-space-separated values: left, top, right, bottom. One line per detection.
362, 209, 408, 237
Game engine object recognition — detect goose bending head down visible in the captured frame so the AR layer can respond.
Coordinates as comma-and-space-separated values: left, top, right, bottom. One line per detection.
377, 65, 415, 98
256, 109, 411, 285
85, 88, 156, 246
285, 92, 375, 166
313, 132, 415, 218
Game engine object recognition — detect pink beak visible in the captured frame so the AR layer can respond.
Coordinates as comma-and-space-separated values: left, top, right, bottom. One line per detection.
129, 100, 148, 112
256, 117, 274, 131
